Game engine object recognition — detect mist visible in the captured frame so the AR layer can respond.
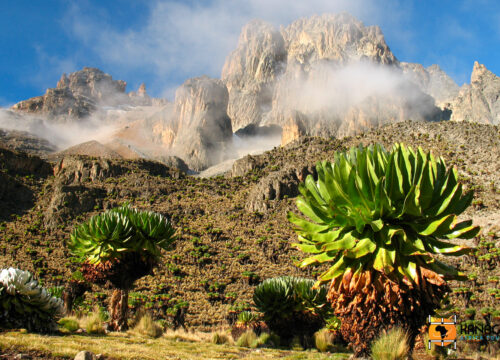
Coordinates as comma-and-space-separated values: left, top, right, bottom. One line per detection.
0, 108, 123, 151
274, 61, 438, 118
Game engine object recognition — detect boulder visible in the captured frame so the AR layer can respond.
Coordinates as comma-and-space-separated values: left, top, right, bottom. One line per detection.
74, 351, 96, 360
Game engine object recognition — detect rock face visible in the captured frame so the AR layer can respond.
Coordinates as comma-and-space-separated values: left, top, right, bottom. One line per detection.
11, 67, 168, 123
222, 20, 286, 132
280, 111, 307, 146
450, 62, 500, 125
245, 164, 316, 213
283, 13, 397, 67
170, 76, 233, 171
222, 13, 444, 142
400, 63, 459, 105
12, 67, 127, 121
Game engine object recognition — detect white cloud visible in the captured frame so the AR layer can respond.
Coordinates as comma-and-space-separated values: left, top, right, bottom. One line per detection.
30, 46, 79, 91
65, 0, 407, 99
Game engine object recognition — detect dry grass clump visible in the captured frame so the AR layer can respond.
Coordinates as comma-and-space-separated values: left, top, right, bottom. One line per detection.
314, 328, 341, 352
371, 327, 410, 360
130, 313, 163, 338
82, 312, 106, 335
163, 328, 211, 343
211, 331, 231, 345
236, 330, 258, 347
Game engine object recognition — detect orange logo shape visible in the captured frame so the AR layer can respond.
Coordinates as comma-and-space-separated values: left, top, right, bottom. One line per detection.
428, 315, 457, 348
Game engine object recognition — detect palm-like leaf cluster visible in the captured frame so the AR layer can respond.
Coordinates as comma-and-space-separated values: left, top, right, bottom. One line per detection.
253, 276, 330, 339
288, 143, 479, 285
0, 268, 64, 332
69, 205, 175, 264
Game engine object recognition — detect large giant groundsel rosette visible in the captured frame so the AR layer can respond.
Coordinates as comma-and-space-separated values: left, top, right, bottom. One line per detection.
0, 268, 64, 332
288, 143, 479, 355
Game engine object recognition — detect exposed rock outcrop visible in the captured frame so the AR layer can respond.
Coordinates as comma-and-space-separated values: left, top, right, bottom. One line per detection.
12, 67, 127, 121
12, 68, 168, 123
171, 76, 233, 171
400, 62, 459, 105
245, 164, 316, 213
222, 20, 286, 132
281, 111, 307, 146
449, 62, 500, 125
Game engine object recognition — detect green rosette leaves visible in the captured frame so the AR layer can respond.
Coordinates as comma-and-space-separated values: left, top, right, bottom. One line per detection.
288, 143, 479, 285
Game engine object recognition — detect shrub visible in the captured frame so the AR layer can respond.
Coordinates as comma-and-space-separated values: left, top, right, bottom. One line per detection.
132, 313, 163, 338
236, 330, 258, 347
371, 327, 409, 360
237, 311, 259, 325
0, 268, 64, 333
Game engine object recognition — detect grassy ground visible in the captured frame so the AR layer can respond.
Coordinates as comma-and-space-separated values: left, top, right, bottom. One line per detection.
0, 331, 351, 360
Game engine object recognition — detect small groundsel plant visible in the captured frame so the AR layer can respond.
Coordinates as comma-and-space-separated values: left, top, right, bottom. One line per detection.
253, 276, 331, 340
0, 268, 64, 333
288, 143, 479, 355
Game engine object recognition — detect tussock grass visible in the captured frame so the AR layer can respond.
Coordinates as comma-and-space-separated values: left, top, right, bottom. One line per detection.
314, 328, 339, 352
211, 330, 231, 345
130, 313, 163, 338
371, 327, 409, 360
250, 332, 280, 348
81, 313, 105, 335
236, 330, 258, 348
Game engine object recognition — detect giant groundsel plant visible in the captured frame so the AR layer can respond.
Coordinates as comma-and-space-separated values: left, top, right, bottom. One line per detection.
0, 268, 64, 332
288, 143, 479, 355
68, 204, 176, 331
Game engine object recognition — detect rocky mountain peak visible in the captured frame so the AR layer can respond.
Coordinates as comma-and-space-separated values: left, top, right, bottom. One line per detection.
471, 61, 494, 85
450, 62, 500, 125
400, 62, 459, 104
55, 67, 126, 101
12, 67, 128, 121
137, 83, 147, 97
283, 13, 398, 66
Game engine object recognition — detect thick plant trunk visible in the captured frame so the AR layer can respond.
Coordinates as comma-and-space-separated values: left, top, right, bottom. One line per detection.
62, 280, 89, 315
109, 289, 129, 331
328, 269, 449, 357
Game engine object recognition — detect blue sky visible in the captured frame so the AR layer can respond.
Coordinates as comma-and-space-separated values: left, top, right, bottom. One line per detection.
1, 0, 499, 106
